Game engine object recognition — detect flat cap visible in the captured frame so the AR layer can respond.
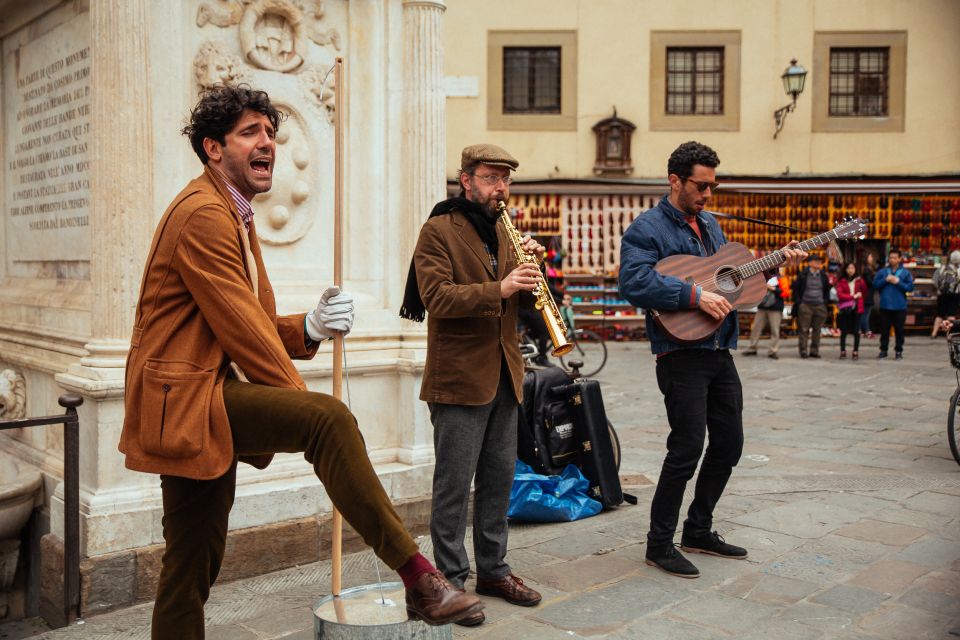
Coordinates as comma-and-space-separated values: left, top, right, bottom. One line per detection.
460, 143, 519, 171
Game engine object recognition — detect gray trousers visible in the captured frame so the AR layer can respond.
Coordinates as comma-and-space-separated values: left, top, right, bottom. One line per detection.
428, 363, 517, 588
797, 303, 829, 356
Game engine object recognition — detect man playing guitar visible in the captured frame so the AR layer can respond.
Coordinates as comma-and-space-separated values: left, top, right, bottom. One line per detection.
619, 141, 806, 578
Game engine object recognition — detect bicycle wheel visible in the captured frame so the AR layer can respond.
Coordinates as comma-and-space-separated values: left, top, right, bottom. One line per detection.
949, 386, 960, 466
607, 419, 621, 472
560, 329, 608, 377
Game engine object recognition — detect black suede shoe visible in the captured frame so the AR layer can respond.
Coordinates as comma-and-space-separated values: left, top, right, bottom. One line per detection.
644, 545, 700, 578
680, 531, 748, 559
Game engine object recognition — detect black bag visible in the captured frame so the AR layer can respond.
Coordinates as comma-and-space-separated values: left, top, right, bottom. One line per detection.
517, 366, 578, 476
550, 379, 628, 508
758, 289, 779, 309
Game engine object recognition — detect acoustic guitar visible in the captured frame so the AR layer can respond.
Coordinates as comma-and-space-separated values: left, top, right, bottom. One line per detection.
650, 217, 868, 344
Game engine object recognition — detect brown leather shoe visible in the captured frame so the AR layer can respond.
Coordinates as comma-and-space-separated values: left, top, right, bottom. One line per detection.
453, 609, 485, 626
406, 571, 484, 626
476, 573, 541, 606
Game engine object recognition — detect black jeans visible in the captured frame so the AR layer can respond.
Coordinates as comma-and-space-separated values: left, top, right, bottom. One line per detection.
878, 309, 907, 354
648, 349, 744, 549
838, 311, 861, 352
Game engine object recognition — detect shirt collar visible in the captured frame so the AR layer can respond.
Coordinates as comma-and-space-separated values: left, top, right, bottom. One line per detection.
660, 195, 707, 226
210, 167, 254, 230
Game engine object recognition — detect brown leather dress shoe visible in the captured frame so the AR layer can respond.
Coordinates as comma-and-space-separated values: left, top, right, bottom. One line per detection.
476, 573, 542, 606
406, 571, 483, 626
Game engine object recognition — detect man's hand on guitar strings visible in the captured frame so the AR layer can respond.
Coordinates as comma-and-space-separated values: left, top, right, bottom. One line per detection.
780, 240, 807, 267
698, 289, 733, 320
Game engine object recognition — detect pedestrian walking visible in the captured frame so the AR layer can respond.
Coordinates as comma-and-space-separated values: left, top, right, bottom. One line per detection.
874, 249, 915, 360
742, 271, 785, 359
793, 254, 831, 358
932, 250, 960, 338
836, 262, 868, 360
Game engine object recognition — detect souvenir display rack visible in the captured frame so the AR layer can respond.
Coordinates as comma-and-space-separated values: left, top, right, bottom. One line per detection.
486, 182, 960, 339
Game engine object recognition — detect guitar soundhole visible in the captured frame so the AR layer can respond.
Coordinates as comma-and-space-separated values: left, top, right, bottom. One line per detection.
715, 266, 742, 293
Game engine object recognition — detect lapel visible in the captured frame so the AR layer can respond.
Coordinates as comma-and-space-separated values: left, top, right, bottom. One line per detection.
496, 223, 511, 279
453, 212, 496, 279
204, 166, 259, 296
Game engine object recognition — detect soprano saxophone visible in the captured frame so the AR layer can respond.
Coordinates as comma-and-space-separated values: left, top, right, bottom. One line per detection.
497, 201, 574, 357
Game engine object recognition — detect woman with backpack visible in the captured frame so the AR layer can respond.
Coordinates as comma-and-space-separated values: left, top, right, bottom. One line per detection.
932, 250, 960, 338
836, 262, 868, 359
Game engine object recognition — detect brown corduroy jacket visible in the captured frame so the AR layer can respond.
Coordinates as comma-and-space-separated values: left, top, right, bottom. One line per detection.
414, 209, 528, 405
119, 167, 317, 480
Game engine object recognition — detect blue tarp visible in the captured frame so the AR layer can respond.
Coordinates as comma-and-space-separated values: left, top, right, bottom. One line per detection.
507, 460, 602, 523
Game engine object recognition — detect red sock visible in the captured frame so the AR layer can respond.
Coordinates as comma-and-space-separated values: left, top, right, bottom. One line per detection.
396, 552, 436, 588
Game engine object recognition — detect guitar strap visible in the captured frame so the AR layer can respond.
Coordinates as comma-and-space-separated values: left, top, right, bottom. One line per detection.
708, 209, 812, 234
709, 210, 843, 260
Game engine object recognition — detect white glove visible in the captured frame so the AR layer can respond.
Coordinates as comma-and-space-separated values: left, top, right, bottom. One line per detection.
305, 286, 355, 341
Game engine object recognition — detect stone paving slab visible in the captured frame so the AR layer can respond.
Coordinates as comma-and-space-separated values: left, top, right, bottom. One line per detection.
843, 559, 932, 594
730, 499, 862, 539
833, 519, 927, 546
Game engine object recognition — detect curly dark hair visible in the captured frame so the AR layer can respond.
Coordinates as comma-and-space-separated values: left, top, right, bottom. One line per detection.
181, 84, 285, 164
667, 141, 720, 179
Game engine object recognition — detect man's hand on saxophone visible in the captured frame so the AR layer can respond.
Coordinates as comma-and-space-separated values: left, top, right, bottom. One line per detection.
501, 263, 542, 299
520, 234, 546, 261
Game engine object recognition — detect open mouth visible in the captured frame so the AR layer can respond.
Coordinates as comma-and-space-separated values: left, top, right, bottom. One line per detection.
250, 158, 271, 175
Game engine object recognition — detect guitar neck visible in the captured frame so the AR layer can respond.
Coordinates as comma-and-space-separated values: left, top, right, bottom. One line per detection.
738, 230, 838, 279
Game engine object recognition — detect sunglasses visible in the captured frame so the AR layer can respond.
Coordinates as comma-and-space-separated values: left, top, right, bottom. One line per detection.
683, 178, 720, 193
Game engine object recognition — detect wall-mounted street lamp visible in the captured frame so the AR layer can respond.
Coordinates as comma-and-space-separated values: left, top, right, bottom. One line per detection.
773, 58, 807, 139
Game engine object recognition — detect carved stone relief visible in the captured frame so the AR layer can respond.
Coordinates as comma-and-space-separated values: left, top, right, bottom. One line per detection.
196, 0, 341, 72
196, 0, 244, 27
252, 106, 317, 245
193, 41, 251, 89
0, 369, 26, 421
239, 0, 308, 72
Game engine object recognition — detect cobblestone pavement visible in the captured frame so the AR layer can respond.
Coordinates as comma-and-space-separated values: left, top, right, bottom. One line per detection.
7, 336, 960, 639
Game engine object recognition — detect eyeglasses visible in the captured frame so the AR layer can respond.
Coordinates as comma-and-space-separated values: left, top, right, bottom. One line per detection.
683, 178, 720, 193
472, 173, 513, 186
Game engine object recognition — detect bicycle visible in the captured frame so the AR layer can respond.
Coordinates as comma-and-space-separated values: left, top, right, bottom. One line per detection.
947, 333, 960, 466
519, 324, 608, 378
559, 328, 608, 378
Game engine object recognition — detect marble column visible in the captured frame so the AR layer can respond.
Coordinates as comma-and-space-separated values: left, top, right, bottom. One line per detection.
78, 0, 154, 377
54, 0, 158, 557
397, 0, 445, 466
402, 0, 447, 232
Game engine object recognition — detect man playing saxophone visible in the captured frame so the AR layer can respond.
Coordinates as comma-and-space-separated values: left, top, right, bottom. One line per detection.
400, 144, 544, 626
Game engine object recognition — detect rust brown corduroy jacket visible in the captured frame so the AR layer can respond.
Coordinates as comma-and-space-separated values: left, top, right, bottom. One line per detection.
414, 209, 528, 405
119, 167, 318, 480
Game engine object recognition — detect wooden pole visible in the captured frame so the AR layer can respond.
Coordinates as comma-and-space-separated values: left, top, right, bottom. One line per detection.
331, 56, 345, 600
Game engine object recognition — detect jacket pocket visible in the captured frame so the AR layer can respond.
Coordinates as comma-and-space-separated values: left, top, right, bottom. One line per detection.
140, 362, 215, 458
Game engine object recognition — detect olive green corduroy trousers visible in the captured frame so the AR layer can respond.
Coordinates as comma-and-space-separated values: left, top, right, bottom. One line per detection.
150, 378, 420, 639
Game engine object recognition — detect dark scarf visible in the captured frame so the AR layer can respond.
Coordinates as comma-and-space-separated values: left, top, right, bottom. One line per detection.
399, 197, 500, 322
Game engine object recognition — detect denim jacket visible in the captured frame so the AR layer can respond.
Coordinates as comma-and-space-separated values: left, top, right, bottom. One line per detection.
619, 196, 738, 355
873, 265, 914, 311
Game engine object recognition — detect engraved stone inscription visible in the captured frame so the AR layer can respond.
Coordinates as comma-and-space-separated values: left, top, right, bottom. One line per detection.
3, 11, 91, 272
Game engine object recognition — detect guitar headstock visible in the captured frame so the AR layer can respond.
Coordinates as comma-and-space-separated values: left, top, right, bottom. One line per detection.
833, 217, 869, 240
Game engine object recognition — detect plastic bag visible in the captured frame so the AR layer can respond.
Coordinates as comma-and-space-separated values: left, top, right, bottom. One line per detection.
507, 460, 602, 523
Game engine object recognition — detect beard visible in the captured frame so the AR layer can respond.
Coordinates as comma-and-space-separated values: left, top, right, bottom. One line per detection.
467, 186, 504, 219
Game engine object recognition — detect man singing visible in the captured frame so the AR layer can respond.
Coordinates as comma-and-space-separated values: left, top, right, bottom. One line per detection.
120, 85, 482, 638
